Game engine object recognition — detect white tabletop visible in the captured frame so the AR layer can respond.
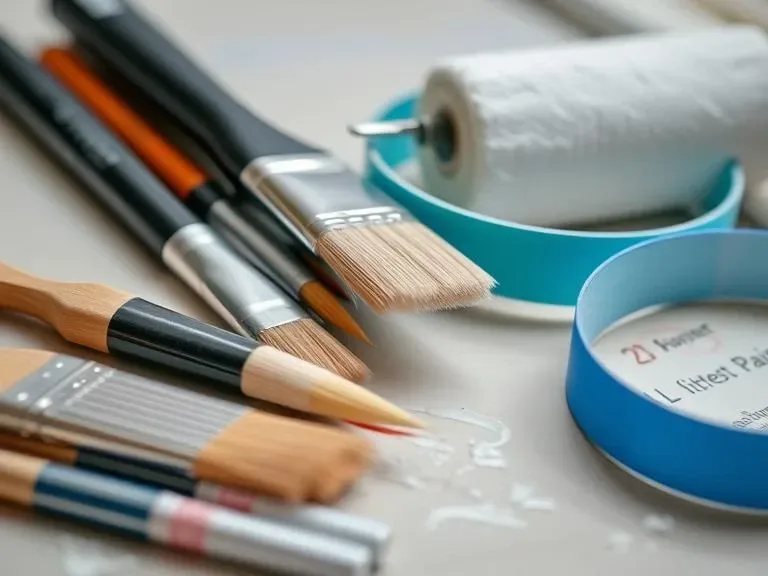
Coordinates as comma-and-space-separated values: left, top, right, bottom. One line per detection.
1, 1, 767, 575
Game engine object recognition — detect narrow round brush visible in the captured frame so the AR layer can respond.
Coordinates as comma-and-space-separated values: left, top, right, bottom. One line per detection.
0, 347, 375, 503
50, 0, 496, 314
0, 33, 367, 381
0, 261, 421, 429
0, 432, 393, 566
38, 47, 369, 344
0, 448, 375, 576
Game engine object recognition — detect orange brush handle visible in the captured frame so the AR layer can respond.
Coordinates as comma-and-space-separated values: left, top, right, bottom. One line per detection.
40, 47, 206, 200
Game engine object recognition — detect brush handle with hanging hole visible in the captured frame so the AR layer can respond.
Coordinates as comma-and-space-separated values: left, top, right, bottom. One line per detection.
50, 0, 321, 180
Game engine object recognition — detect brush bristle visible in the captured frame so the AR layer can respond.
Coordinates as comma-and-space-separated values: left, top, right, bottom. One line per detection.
194, 411, 373, 503
316, 221, 495, 313
299, 281, 370, 344
260, 319, 370, 383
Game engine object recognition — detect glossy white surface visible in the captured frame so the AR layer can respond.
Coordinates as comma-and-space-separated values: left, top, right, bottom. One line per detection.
1, 1, 767, 575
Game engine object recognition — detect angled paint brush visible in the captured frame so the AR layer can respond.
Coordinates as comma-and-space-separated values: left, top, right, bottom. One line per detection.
0, 347, 373, 503
0, 448, 374, 576
0, 32, 368, 382
0, 261, 421, 429
38, 46, 369, 344
50, 0, 496, 314
0, 431, 392, 565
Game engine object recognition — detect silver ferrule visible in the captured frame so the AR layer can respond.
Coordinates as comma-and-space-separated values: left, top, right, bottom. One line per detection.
162, 223, 305, 337
0, 354, 250, 466
207, 199, 313, 299
247, 498, 392, 567
151, 492, 373, 576
239, 154, 413, 250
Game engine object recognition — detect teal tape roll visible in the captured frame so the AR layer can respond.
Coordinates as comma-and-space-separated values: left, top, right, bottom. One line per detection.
363, 93, 744, 306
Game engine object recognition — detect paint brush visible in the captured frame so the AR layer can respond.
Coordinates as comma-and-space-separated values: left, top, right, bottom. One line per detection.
0, 347, 374, 503
0, 32, 368, 383
49, 0, 496, 314
0, 431, 392, 565
38, 46, 369, 344
0, 447, 374, 576
0, 261, 421, 429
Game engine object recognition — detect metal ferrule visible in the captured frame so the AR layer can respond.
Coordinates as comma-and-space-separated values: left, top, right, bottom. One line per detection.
0, 355, 248, 466
207, 199, 312, 299
239, 154, 413, 250
161, 223, 305, 337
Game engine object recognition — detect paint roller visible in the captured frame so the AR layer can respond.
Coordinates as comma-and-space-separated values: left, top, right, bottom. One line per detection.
351, 26, 768, 228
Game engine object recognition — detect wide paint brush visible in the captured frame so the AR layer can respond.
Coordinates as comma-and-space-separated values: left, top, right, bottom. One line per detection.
0, 447, 374, 576
0, 32, 368, 382
0, 431, 392, 565
50, 0, 496, 314
38, 47, 369, 344
0, 347, 373, 503
0, 261, 421, 429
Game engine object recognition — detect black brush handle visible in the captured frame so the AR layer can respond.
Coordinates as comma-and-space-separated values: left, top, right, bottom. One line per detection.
51, 0, 320, 179
108, 297, 254, 388
0, 33, 197, 255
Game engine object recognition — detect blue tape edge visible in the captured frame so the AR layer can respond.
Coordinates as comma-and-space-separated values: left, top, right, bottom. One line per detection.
567, 229, 768, 511
363, 92, 744, 306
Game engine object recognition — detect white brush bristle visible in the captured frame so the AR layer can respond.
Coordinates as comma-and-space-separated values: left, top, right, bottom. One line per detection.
317, 221, 495, 313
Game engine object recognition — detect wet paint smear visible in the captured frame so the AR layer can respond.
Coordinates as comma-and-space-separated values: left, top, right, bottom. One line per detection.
427, 502, 528, 531
410, 408, 510, 468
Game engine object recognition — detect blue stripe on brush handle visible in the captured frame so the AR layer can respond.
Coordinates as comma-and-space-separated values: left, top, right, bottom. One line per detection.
29, 461, 373, 576
72, 445, 389, 564
33, 463, 157, 539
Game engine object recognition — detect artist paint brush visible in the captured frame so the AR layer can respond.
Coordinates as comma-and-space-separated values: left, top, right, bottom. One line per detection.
59, 49, 350, 302
0, 33, 368, 383
0, 432, 392, 566
0, 448, 374, 576
38, 47, 368, 344
50, 0, 496, 314
232, 190, 352, 300
0, 347, 374, 503
0, 261, 420, 429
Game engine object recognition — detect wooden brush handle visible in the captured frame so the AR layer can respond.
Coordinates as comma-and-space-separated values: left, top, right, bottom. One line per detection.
0, 262, 134, 352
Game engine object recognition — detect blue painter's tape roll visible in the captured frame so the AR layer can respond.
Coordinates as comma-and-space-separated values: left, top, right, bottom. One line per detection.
566, 229, 768, 511
363, 93, 744, 306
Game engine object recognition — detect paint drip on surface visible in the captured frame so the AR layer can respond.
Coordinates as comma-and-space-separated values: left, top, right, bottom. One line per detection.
427, 502, 527, 531
370, 456, 428, 490
509, 482, 556, 512
643, 514, 675, 535
60, 535, 136, 576
521, 498, 556, 511
410, 435, 455, 467
607, 531, 634, 554
509, 483, 534, 504
410, 408, 510, 468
